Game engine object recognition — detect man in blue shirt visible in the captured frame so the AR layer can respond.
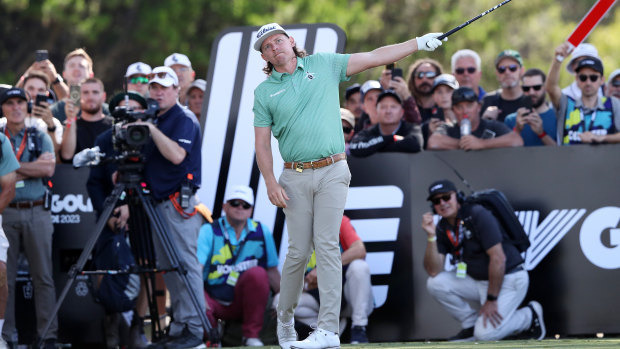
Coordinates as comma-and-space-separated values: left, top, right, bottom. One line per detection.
130, 67, 206, 349
504, 68, 557, 146
198, 185, 280, 347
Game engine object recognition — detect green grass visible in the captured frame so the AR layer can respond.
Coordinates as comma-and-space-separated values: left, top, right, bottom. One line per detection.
225, 338, 620, 349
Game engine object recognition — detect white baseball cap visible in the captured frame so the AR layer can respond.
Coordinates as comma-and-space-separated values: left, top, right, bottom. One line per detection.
188, 79, 207, 93
164, 53, 192, 69
254, 23, 289, 52
149, 66, 178, 87
608, 68, 620, 85
224, 185, 254, 206
125, 62, 152, 77
566, 43, 599, 74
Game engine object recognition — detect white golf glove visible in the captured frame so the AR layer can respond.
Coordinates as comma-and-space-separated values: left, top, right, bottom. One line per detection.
416, 33, 446, 51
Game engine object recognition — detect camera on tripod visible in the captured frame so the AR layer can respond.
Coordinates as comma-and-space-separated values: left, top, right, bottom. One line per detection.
112, 97, 159, 151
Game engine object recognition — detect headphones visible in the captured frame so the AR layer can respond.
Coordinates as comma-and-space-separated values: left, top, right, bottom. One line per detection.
430, 190, 465, 214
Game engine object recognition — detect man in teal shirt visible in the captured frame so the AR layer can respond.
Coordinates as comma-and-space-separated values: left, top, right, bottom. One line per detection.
0, 87, 56, 348
253, 23, 445, 349
0, 124, 19, 349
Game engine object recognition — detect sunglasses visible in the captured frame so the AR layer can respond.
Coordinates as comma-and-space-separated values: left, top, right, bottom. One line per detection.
343, 126, 353, 133
497, 64, 519, 74
416, 71, 438, 79
149, 72, 173, 80
522, 84, 542, 92
578, 74, 600, 83
129, 76, 149, 84
229, 199, 252, 209
455, 67, 477, 75
431, 193, 452, 205
612, 80, 620, 87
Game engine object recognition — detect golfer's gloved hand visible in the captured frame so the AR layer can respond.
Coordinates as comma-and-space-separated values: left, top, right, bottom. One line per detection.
416, 33, 446, 51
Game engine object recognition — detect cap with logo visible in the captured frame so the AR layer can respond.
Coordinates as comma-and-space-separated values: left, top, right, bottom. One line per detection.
125, 62, 152, 77
376, 89, 403, 106
495, 49, 523, 67
164, 53, 192, 69
0, 87, 28, 106
575, 57, 604, 75
149, 66, 179, 87
360, 80, 383, 101
340, 108, 355, 128
254, 23, 289, 52
566, 43, 599, 74
224, 185, 254, 206
451, 87, 478, 105
432, 74, 459, 92
426, 179, 458, 200
187, 79, 207, 93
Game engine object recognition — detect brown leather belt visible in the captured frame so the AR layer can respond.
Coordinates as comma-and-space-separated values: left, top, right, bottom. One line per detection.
9, 199, 45, 209
284, 153, 346, 172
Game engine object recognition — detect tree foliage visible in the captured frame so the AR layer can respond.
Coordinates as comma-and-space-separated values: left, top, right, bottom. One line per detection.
1, 0, 618, 94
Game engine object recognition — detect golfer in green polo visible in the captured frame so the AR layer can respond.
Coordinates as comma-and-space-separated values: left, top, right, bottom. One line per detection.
253, 23, 444, 349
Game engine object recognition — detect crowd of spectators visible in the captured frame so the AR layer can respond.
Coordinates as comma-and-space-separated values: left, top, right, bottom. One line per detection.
0, 34, 618, 349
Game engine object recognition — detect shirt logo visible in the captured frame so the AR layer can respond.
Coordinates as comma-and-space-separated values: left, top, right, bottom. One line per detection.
178, 138, 191, 144
306, 72, 315, 80
270, 89, 286, 97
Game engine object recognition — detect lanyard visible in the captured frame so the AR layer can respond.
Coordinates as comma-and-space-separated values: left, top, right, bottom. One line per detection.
219, 219, 248, 263
445, 220, 463, 258
4, 128, 27, 161
579, 108, 597, 132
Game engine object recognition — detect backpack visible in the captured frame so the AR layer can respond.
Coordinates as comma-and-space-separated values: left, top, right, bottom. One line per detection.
93, 231, 140, 313
461, 189, 530, 253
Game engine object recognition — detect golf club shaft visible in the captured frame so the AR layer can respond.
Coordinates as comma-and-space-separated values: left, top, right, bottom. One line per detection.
428, 0, 514, 47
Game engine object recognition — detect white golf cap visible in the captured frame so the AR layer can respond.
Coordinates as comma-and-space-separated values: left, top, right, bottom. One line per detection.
188, 79, 207, 93
567, 43, 599, 74
608, 68, 620, 84
149, 66, 178, 87
224, 185, 254, 206
164, 53, 192, 69
125, 62, 152, 77
254, 23, 289, 52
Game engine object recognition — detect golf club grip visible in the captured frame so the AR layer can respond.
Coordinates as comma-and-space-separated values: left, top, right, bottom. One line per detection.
427, 0, 513, 48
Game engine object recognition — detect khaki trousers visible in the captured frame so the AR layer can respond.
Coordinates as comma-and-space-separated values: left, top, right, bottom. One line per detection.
276, 160, 351, 333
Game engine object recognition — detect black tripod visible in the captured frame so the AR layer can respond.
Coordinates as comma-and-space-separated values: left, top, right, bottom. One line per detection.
37, 158, 217, 348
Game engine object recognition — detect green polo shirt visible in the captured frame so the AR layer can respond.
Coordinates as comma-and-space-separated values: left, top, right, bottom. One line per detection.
0, 133, 20, 178
5, 127, 54, 201
253, 53, 351, 162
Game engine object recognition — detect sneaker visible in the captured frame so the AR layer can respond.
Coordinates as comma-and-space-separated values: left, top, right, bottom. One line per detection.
277, 319, 298, 349
290, 328, 340, 349
156, 326, 205, 349
350, 326, 368, 344
448, 327, 474, 342
243, 337, 264, 346
527, 301, 546, 340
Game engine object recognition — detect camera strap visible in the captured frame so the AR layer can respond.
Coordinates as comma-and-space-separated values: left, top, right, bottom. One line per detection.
168, 192, 198, 219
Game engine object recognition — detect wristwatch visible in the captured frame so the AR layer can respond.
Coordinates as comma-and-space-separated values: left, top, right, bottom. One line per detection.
53, 74, 64, 85
487, 294, 498, 301
47, 125, 57, 132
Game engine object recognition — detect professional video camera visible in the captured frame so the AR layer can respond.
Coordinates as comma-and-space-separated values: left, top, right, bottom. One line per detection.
111, 97, 160, 151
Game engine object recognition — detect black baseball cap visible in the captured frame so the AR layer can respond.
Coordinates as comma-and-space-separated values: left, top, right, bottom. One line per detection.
376, 89, 402, 106
108, 91, 148, 112
0, 87, 28, 106
427, 179, 458, 200
575, 57, 604, 75
451, 87, 478, 105
345, 83, 361, 101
